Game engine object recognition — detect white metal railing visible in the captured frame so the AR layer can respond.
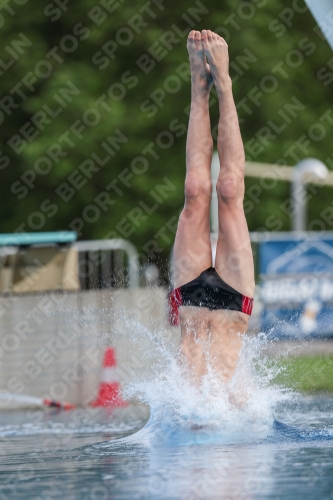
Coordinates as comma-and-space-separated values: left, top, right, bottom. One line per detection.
73, 239, 139, 289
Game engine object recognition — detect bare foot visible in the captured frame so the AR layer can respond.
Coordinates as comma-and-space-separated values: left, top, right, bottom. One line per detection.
187, 30, 213, 95
201, 30, 231, 96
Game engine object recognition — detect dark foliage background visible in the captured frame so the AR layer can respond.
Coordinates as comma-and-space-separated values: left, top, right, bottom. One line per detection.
1, 0, 333, 268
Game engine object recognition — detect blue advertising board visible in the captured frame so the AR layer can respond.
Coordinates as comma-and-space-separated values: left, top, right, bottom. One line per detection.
259, 236, 333, 338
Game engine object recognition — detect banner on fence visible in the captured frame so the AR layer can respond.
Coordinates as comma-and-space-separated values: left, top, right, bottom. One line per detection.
259, 237, 333, 338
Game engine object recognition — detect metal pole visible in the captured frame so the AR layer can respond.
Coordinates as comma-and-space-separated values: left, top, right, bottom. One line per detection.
292, 169, 306, 232
292, 158, 328, 231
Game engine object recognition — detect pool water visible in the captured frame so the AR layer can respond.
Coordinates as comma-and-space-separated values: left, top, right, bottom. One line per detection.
1, 396, 333, 500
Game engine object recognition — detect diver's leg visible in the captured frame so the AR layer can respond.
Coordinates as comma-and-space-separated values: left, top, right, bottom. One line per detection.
201, 30, 255, 298
173, 30, 214, 289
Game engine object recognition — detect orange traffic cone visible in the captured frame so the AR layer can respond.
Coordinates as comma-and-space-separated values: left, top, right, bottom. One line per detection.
90, 347, 127, 407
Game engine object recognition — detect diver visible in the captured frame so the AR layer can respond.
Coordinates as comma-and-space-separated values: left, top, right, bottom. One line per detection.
169, 30, 255, 385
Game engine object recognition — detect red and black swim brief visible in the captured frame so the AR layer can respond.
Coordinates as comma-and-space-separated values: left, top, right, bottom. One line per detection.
168, 267, 254, 326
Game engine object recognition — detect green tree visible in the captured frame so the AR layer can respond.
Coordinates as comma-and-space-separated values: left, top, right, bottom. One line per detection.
1, 0, 333, 269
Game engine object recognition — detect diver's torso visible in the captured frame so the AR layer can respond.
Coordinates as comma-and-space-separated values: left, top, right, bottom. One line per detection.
179, 305, 249, 339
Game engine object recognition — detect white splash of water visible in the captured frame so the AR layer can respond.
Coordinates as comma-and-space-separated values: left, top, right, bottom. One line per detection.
119, 320, 294, 445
